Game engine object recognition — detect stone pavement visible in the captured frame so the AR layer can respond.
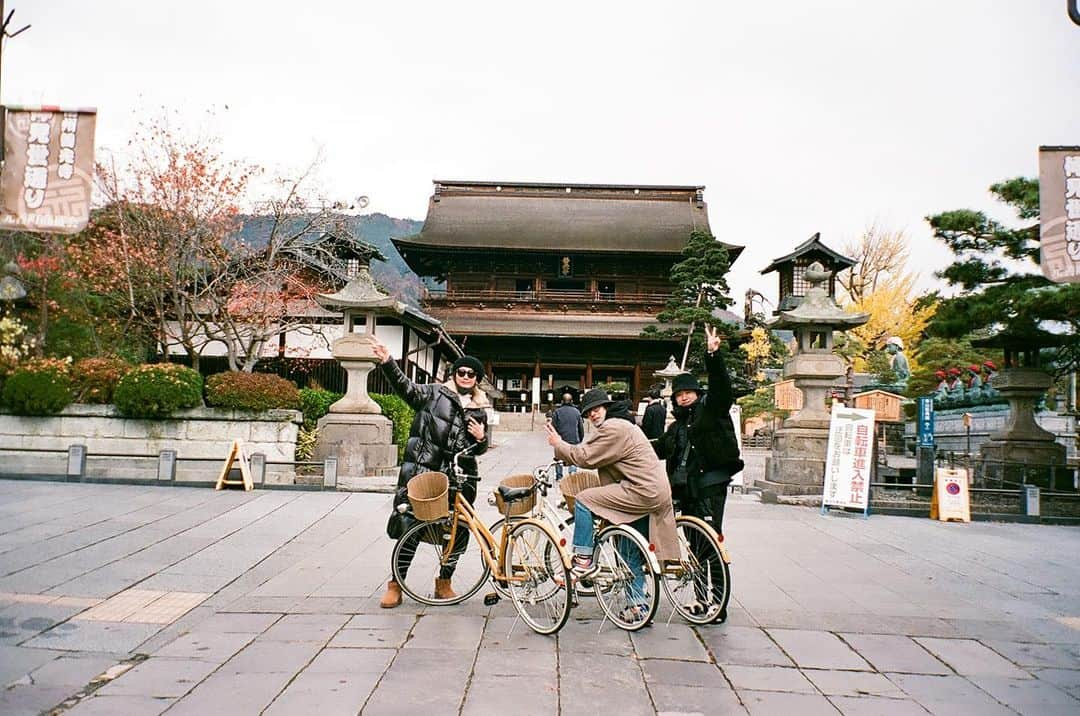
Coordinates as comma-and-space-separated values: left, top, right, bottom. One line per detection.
0, 431, 1078, 715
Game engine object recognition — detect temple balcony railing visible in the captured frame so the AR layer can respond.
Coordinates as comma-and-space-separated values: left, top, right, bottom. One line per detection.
422, 288, 671, 312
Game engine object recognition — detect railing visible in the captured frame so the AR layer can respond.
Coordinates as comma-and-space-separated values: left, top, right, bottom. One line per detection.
424, 288, 671, 304
0, 444, 340, 489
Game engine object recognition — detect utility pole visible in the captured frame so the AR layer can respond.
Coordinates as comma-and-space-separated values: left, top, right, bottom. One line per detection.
0, 2, 32, 163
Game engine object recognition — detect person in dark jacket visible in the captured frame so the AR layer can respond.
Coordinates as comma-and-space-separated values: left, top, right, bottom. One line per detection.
641, 388, 668, 441
655, 325, 744, 532
654, 326, 742, 619
550, 393, 584, 444
371, 339, 489, 608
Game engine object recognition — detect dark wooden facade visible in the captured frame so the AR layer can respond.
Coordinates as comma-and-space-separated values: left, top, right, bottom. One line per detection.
393, 181, 742, 410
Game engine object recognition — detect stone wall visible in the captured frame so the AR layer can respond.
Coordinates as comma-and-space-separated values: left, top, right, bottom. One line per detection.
903, 408, 1077, 458
0, 404, 302, 483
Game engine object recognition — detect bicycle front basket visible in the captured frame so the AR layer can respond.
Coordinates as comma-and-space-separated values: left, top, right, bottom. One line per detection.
407, 471, 450, 521
494, 474, 536, 516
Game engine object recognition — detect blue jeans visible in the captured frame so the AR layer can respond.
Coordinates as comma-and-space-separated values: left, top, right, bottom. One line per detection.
572, 501, 649, 606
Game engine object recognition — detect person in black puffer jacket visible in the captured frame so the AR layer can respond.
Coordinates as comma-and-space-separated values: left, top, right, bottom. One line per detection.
654, 325, 744, 532
372, 338, 489, 609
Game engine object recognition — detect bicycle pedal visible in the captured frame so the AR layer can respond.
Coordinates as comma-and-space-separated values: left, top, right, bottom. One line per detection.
483, 592, 500, 606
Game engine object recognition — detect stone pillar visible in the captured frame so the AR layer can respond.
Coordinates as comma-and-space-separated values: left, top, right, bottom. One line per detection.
313, 332, 397, 479
980, 368, 1068, 489
760, 350, 846, 496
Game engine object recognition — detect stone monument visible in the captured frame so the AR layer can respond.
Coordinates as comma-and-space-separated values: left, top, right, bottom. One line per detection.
972, 326, 1071, 488
314, 263, 400, 480
760, 262, 869, 495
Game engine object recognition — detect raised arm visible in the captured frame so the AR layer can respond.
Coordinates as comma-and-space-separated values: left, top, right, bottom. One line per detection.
373, 337, 434, 410
704, 325, 734, 414
547, 421, 621, 470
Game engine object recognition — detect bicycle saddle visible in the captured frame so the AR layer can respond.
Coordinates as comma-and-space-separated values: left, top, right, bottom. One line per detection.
497, 485, 534, 504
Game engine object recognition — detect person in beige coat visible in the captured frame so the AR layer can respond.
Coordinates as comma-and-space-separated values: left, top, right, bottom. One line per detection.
545, 388, 680, 571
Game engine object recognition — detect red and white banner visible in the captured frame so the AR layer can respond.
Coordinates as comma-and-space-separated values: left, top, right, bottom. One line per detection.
0, 105, 97, 234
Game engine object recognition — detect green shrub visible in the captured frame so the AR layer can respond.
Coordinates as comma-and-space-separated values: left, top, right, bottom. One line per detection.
72, 356, 132, 404
1, 363, 73, 415
206, 372, 301, 412
299, 388, 343, 430
113, 363, 203, 418
371, 392, 414, 462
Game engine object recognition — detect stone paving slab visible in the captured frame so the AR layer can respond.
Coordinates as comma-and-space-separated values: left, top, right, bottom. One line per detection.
2, 429, 1080, 714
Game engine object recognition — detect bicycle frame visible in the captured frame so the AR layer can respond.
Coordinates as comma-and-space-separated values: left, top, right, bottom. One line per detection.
441, 481, 572, 586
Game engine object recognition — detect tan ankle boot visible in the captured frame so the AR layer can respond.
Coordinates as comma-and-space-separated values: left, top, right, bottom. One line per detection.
434, 578, 456, 599
379, 580, 402, 609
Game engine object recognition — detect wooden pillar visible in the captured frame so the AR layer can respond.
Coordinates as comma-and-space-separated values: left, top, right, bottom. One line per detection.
585, 361, 593, 387
632, 362, 641, 401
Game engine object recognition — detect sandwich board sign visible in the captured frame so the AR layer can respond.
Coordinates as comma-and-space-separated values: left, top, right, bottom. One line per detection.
215, 439, 254, 491
729, 404, 745, 489
821, 405, 876, 517
930, 467, 971, 522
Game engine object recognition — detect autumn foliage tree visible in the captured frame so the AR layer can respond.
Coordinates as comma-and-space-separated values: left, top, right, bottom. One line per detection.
836, 225, 936, 374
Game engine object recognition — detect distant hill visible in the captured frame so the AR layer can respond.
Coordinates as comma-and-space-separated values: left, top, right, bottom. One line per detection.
238, 212, 424, 305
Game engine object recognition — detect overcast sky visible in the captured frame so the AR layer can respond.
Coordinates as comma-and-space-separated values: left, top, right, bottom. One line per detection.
6, 1, 1079, 311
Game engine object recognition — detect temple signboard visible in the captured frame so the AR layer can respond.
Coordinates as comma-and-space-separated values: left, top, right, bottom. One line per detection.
1038, 146, 1080, 283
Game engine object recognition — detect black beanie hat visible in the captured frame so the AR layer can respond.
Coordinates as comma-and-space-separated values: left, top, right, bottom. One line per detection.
450, 355, 484, 376
672, 372, 703, 394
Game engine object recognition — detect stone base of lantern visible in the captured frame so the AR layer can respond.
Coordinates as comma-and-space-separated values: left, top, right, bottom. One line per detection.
758, 426, 830, 496
314, 413, 398, 479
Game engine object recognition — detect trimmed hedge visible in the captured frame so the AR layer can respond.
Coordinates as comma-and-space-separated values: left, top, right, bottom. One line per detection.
299, 387, 343, 431
1, 362, 72, 415
371, 392, 414, 462
72, 356, 132, 404
206, 372, 301, 412
113, 363, 203, 418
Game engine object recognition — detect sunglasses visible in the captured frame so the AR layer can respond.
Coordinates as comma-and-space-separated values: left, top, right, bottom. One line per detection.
455, 368, 477, 378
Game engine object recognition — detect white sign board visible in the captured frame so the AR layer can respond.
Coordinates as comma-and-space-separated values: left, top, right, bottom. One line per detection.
931, 467, 971, 523
729, 404, 745, 488
821, 404, 876, 512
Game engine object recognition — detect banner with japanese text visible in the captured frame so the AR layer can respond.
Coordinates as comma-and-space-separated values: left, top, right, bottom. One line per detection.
0, 106, 97, 234
822, 404, 876, 511
1038, 146, 1080, 283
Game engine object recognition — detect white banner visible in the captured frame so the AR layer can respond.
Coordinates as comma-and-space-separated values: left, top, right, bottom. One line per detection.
822, 404, 876, 511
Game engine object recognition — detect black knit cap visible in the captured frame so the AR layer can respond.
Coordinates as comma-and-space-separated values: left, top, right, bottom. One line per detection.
671, 373, 703, 394
450, 355, 484, 376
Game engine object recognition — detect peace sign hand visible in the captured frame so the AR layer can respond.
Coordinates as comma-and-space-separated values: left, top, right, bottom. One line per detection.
704, 324, 721, 354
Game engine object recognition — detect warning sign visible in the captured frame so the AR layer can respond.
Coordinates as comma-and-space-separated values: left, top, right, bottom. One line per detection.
930, 467, 970, 522
822, 405, 876, 514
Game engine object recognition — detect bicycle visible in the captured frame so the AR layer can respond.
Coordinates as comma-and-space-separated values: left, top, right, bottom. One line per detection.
491, 460, 732, 627
390, 447, 574, 635
487, 460, 663, 632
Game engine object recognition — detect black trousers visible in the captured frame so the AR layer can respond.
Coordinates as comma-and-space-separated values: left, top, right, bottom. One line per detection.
394, 479, 477, 581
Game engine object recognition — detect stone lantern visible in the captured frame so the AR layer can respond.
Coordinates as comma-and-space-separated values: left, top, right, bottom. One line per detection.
314, 263, 400, 479
761, 261, 868, 495
654, 356, 683, 400
972, 325, 1071, 488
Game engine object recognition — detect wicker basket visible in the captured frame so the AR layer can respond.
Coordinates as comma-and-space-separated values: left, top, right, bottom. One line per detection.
494, 474, 536, 516
559, 469, 601, 513
407, 471, 450, 521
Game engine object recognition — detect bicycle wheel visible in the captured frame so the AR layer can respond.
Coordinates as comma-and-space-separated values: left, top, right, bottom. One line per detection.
391, 515, 490, 606
505, 521, 572, 635
662, 517, 731, 625
591, 525, 660, 631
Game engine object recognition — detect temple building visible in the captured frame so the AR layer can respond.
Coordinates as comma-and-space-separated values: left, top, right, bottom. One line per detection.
393, 180, 742, 411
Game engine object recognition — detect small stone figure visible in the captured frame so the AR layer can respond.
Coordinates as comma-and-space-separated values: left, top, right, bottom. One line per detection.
965, 364, 983, 403
946, 367, 966, 405
884, 336, 910, 387
932, 369, 949, 407
981, 360, 1000, 402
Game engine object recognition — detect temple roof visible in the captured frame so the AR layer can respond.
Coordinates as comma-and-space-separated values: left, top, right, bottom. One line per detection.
760, 232, 855, 275
393, 180, 743, 261
433, 312, 671, 340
